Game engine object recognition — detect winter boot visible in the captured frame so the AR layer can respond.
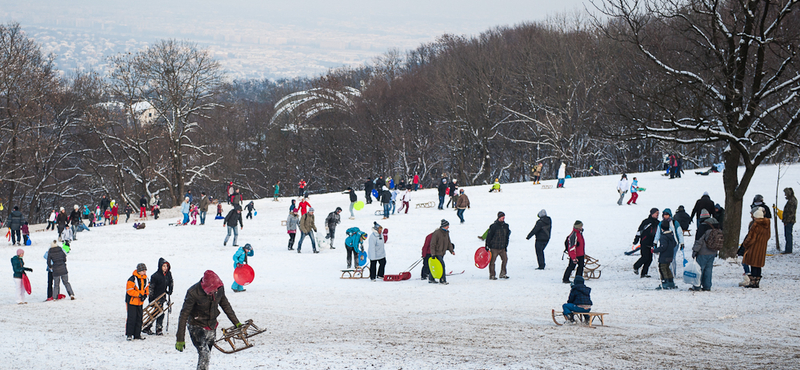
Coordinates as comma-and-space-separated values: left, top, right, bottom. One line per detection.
745, 276, 761, 288
668, 278, 678, 289
738, 274, 751, 287
656, 279, 668, 290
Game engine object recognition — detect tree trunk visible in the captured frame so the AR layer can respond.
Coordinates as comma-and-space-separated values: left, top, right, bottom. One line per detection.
720, 149, 743, 259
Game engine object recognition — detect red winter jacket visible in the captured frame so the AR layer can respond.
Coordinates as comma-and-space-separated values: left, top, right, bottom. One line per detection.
421, 233, 433, 257
567, 228, 585, 260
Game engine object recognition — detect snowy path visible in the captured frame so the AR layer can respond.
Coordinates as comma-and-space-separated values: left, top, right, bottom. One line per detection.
2, 165, 799, 369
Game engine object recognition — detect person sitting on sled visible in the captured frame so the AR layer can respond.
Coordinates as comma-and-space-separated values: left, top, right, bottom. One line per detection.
562, 275, 592, 323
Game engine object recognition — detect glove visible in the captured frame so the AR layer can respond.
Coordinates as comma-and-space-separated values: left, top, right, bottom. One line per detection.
24, 267, 33, 272
235, 322, 243, 328
451, 243, 455, 250
680, 243, 685, 251
236, 263, 242, 268
139, 294, 146, 301
176, 342, 185, 352
692, 251, 698, 259
485, 246, 490, 252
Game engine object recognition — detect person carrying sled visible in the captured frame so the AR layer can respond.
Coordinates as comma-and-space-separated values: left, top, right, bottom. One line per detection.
325, 207, 341, 248
562, 220, 585, 284
145, 258, 173, 335
653, 222, 677, 290
429, 219, 455, 285
125, 263, 149, 340
223, 205, 243, 247
344, 228, 367, 269
631, 208, 659, 278
628, 177, 639, 205
368, 222, 387, 281
231, 244, 254, 293
485, 212, 511, 280
526, 209, 551, 270
11, 248, 33, 304
561, 276, 592, 323
175, 270, 242, 370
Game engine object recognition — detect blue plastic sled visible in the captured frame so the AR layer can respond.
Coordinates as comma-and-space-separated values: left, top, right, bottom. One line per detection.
372, 189, 379, 199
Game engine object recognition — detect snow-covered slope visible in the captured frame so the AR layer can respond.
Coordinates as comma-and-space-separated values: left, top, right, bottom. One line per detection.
2, 165, 799, 369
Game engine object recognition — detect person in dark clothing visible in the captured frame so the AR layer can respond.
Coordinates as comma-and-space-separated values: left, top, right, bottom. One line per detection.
4, 206, 25, 245
69, 205, 82, 241
563, 221, 586, 284
437, 178, 448, 210
714, 203, 725, 230
364, 178, 374, 204
380, 186, 392, 219
100, 195, 111, 217
47, 240, 75, 300
690, 192, 716, 226
526, 209, 551, 270
56, 207, 68, 239
175, 270, 241, 370
781, 188, 796, 254
421, 232, 433, 280
632, 208, 659, 278
244, 201, 255, 219
429, 220, 455, 285
375, 176, 386, 190
325, 207, 342, 247
446, 179, 458, 208
139, 195, 148, 218
673, 205, 692, 231
124, 204, 133, 223
654, 222, 678, 290
485, 212, 511, 280
145, 258, 173, 336
750, 194, 772, 219
344, 187, 357, 219
561, 276, 592, 323
695, 209, 714, 239
223, 206, 243, 247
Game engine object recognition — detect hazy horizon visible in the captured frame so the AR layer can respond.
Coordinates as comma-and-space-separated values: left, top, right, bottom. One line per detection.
0, 1, 591, 80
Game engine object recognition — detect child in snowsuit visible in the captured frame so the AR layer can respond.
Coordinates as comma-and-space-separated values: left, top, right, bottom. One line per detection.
562, 276, 592, 323
653, 221, 677, 289
231, 244, 254, 292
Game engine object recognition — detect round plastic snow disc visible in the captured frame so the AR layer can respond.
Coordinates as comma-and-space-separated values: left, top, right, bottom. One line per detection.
474, 247, 490, 269
358, 251, 368, 267
233, 265, 255, 286
429, 257, 443, 279
354, 201, 365, 211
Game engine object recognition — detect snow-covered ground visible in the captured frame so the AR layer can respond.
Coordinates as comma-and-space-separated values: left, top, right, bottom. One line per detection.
2, 165, 799, 369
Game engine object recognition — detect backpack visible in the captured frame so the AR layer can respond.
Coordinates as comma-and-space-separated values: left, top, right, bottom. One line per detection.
705, 228, 724, 251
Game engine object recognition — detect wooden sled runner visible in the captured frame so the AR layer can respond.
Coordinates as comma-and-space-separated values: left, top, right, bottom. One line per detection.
551, 309, 608, 328
142, 293, 173, 331
214, 319, 267, 354
340, 266, 370, 279
415, 201, 435, 209
570, 255, 602, 279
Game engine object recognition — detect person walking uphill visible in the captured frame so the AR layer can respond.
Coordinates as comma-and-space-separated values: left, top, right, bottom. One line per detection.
741, 207, 770, 288
616, 174, 629, 206
526, 209, 551, 270
231, 244, 254, 292
779, 187, 796, 254
48, 240, 75, 300
562, 221, 585, 284
486, 212, 511, 280
632, 208, 660, 278
146, 258, 173, 335
628, 177, 639, 205
455, 189, 470, 223
298, 208, 318, 253
429, 219, 455, 284
11, 249, 33, 304
125, 263, 149, 341
139, 195, 148, 219
175, 270, 242, 370
368, 223, 387, 281
223, 206, 243, 247
199, 192, 210, 225
325, 207, 341, 248
5, 206, 25, 245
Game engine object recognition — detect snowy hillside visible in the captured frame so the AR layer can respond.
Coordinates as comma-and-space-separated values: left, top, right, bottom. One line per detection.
2, 165, 799, 369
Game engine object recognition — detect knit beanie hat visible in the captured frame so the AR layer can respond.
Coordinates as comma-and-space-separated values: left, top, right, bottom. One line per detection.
753, 194, 764, 203
700, 209, 711, 218
677, 205, 685, 211
441, 219, 449, 228
373, 221, 382, 231
650, 208, 659, 216
537, 209, 547, 217
497, 211, 505, 219
752, 207, 765, 219
136, 263, 147, 273
16, 248, 24, 256
201, 270, 223, 294
308, 207, 314, 212
573, 220, 583, 229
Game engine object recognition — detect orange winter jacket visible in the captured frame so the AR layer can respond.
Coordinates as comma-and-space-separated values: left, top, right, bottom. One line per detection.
126, 270, 149, 306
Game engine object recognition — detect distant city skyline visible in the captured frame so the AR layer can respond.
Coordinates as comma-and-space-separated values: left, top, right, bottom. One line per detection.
0, 0, 591, 80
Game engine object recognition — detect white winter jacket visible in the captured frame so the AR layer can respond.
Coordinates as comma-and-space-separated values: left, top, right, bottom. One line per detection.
617, 179, 629, 193
368, 230, 386, 260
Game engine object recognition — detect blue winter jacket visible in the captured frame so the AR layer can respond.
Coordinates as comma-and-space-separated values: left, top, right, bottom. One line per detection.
567, 277, 592, 306
654, 230, 677, 264
232, 247, 254, 268
181, 201, 190, 214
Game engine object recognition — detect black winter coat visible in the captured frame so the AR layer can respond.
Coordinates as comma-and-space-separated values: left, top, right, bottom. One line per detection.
526, 216, 551, 241
690, 195, 716, 223
364, 180, 373, 192
380, 190, 392, 204
6, 210, 24, 230
437, 182, 447, 196
223, 209, 243, 228
633, 216, 659, 246
654, 231, 677, 264
139, 197, 147, 208
47, 246, 69, 276
673, 210, 692, 230
149, 258, 173, 300
486, 220, 511, 250
69, 210, 82, 226
348, 189, 357, 202
176, 281, 239, 343
56, 212, 68, 227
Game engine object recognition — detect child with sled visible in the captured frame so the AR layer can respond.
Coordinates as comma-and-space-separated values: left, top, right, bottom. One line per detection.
231, 244, 253, 292
562, 276, 592, 323
653, 221, 677, 290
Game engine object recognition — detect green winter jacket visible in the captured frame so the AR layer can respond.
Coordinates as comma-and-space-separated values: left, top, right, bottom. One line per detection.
11, 255, 31, 279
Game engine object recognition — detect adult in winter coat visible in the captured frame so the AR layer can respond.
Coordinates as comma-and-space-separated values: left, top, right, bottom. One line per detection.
11, 249, 32, 304
199, 192, 210, 225
69, 205, 82, 240
175, 270, 241, 370
429, 220, 455, 284
344, 187, 357, 219
48, 240, 75, 300
532, 163, 543, 184
616, 174, 629, 206
298, 197, 311, 216
230, 189, 243, 207
750, 194, 772, 219
437, 179, 448, 209
124, 204, 133, 223
446, 179, 459, 208
628, 177, 639, 205
654, 208, 684, 278
557, 162, 567, 188
412, 174, 420, 191
455, 189, 470, 223
223, 206, 243, 247
714, 204, 725, 230
561, 276, 592, 322
56, 207, 68, 239
298, 208, 318, 253
325, 207, 342, 247
563, 221, 586, 284
690, 192, 716, 226
367, 223, 387, 281
421, 232, 433, 280
695, 209, 714, 239
364, 177, 374, 204
5, 206, 25, 245
286, 211, 300, 251
632, 208, 660, 278
126, 263, 149, 340
298, 179, 306, 197
380, 186, 392, 219
653, 221, 678, 290
526, 209, 552, 270
691, 217, 722, 291
231, 244, 254, 292
139, 195, 148, 218
485, 212, 511, 280
742, 207, 770, 288
146, 257, 173, 335
180, 197, 191, 225
781, 187, 796, 254
673, 205, 692, 231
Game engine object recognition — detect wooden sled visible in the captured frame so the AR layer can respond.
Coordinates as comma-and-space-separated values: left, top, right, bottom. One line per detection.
340, 266, 370, 279
551, 309, 608, 328
683, 230, 692, 237
281, 220, 287, 226
541, 185, 553, 189
142, 293, 173, 331
374, 210, 384, 216
415, 201, 435, 209
214, 319, 267, 354
571, 255, 602, 279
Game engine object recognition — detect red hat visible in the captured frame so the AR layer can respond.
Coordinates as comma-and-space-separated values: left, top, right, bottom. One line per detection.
201, 270, 223, 294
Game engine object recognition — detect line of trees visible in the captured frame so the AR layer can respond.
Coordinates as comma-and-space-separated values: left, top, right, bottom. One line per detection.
2, 1, 799, 257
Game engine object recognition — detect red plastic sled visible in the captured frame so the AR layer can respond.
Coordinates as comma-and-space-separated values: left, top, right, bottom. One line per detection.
22, 273, 31, 295
383, 272, 411, 281
474, 247, 490, 269
382, 228, 389, 243
233, 265, 255, 286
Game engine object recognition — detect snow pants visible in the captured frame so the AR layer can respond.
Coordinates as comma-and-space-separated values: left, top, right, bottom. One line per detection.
658, 263, 673, 280
628, 192, 638, 204
188, 324, 215, 370
126, 303, 143, 338
534, 239, 548, 269
224, 226, 238, 246
139, 206, 146, 218
563, 255, 585, 283
365, 190, 372, 204
13, 278, 24, 303
489, 249, 508, 278
183, 213, 190, 224
369, 258, 386, 280
53, 273, 74, 299
421, 253, 432, 280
